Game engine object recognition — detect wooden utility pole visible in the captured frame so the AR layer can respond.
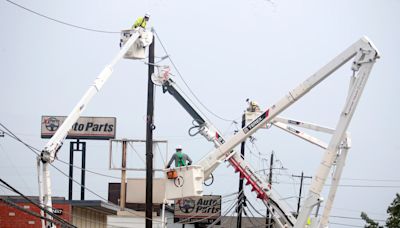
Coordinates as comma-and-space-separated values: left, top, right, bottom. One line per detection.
120, 140, 127, 210
145, 30, 155, 228
292, 171, 312, 217
266, 151, 274, 228
236, 113, 246, 228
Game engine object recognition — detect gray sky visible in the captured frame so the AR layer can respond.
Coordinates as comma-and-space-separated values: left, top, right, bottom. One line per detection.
1, 0, 399, 227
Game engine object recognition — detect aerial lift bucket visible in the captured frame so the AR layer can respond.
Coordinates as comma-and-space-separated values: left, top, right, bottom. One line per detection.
120, 29, 153, 59
164, 165, 204, 200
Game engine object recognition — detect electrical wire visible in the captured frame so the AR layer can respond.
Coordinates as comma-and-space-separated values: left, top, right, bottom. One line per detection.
0, 184, 138, 228
170, 78, 215, 127
0, 178, 76, 228
0, 123, 120, 180
5, 0, 119, 34
0, 124, 164, 223
153, 29, 238, 123
206, 193, 241, 228
54, 159, 120, 180
274, 172, 400, 184
245, 198, 267, 217
278, 181, 400, 189
328, 222, 364, 227
177, 191, 240, 224
45, 202, 144, 228
0, 197, 68, 226
0, 142, 35, 193
243, 207, 265, 228
329, 215, 386, 222
3, 126, 237, 224
0, 124, 393, 224
128, 142, 146, 165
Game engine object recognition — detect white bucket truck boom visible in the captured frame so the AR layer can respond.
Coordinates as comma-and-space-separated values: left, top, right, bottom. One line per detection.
158, 37, 379, 228
38, 28, 153, 228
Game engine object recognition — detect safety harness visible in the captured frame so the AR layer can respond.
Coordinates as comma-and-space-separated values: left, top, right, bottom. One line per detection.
176, 152, 186, 167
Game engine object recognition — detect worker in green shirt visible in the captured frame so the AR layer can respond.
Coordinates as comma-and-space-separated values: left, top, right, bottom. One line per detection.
132, 13, 150, 29
166, 145, 193, 168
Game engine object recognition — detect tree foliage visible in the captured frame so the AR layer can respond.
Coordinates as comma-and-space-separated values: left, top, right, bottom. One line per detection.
361, 212, 380, 228
361, 193, 400, 228
386, 193, 400, 228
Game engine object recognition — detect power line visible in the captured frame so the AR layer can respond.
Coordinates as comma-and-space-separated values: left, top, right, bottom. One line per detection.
55, 159, 120, 180
153, 29, 238, 123
0, 124, 165, 223
277, 181, 400, 189
274, 173, 400, 183
0, 197, 65, 226
5, 0, 119, 34
0, 178, 76, 228
341, 177, 400, 183
328, 222, 364, 227
330, 215, 385, 222
0, 142, 35, 193
0, 123, 120, 180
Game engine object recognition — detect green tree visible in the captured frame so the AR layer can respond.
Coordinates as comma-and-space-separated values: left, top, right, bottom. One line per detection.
386, 193, 400, 228
361, 212, 380, 228
361, 193, 400, 228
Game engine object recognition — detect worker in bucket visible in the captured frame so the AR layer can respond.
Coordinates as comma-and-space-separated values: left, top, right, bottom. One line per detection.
166, 145, 192, 168
132, 13, 150, 29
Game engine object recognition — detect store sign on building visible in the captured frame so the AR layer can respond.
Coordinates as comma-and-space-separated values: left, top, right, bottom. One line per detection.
174, 195, 221, 225
53, 208, 63, 215
41, 116, 116, 140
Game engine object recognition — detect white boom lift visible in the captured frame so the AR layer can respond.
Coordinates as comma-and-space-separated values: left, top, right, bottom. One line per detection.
37, 28, 153, 228
158, 36, 379, 228
38, 30, 379, 228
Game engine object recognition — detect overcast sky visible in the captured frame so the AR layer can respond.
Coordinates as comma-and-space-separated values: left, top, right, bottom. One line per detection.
1, 0, 399, 227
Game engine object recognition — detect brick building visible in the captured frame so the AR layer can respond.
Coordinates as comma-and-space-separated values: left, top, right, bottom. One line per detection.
0, 196, 71, 227
0, 196, 119, 228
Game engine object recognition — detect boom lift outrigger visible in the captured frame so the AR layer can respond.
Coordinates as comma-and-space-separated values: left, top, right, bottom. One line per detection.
157, 36, 379, 228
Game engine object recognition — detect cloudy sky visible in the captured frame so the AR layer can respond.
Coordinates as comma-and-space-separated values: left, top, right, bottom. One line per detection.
1, 0, 399, 227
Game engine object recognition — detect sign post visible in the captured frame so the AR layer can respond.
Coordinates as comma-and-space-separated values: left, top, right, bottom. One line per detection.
41, 116, 116, 200
68, 140, 86, 200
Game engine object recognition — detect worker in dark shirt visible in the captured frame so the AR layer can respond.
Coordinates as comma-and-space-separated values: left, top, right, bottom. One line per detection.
166, 145, 192, 168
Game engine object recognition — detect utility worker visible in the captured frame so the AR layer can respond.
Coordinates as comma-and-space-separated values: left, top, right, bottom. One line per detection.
247, 100, 260, 112
166, 145, 193, 168
132, 13, 150, 29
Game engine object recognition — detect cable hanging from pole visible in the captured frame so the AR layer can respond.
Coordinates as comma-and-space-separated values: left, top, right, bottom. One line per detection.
153, 29, 238, 123
5, 0, 119, 34
0, 178, 76, 228
0, 123, 166, 223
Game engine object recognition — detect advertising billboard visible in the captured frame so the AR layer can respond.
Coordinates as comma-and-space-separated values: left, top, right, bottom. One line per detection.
174, 195, 221, 225
41, 116, 116, 140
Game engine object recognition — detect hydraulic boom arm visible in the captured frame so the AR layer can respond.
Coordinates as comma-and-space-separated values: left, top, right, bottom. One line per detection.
41, 31, 142, 163
161, 36, 379, 228
39, 29, 152, 228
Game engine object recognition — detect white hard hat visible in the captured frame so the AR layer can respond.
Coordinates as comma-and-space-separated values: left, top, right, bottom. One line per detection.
144, 13, 151, 18
176, 145, 182, 150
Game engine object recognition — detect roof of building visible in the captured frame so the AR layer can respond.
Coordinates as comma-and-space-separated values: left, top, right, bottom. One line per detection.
69, 200, 119, 215
0, 195, 119, 215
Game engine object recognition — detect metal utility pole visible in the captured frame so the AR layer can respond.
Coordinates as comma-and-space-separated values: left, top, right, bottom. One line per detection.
68, 139, 86, 200
266, 151, 274, 228
236, 113, 246, 228
145, 30, 155, 228
120, 140, 127, 210
292, 171, 312, 217
81, 141, 86, 200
